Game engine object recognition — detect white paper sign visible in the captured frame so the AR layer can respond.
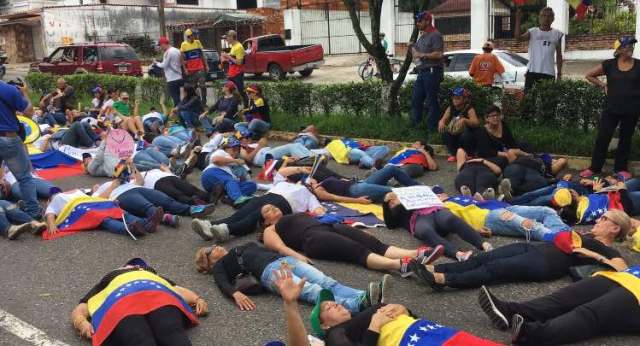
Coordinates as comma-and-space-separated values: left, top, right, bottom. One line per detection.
392, 186, 444, 210
57, 145, 99, 161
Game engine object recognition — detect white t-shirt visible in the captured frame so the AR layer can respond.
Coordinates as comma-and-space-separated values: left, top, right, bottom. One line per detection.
142, 111, 165, 123
92, 98, 101, 108
2, 165, 39, 186
45, 190, 88, 216
527, 27, 563, 76
157, 47, 183, 82
142, 169, 174, 189
269, 173, 322, 213
201, 133, 224, 153
205, 149, 236, 177
93, 181, 140, 200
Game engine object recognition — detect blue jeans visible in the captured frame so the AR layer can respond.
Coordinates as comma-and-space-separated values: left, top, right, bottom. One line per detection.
100, 212, 144, 235
293, 135, 319, 149
179, 110, 200, 129
485, 206, 570, 241
254, 143, 313, 166
201, 168, 256, 202
348, 145, 390, 168
260, 256, 364, 313
0, 200, 33, 235
168, 127, 193, 142
166, 79, 183, 107
349, 165, 420, 203
116, 187, 191, 217
411, 68, 444, 131
0, 137, 40, 218
134, 148, 170, 171
510, 181, 589, 206
235, 119, 271, 137
10, 177, 55, 200
42, 111, 67, 126
152, 135, 185, 156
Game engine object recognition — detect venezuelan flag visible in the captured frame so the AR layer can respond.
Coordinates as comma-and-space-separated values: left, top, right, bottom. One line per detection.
379, 315, 503, 346
87, 270, 198, 346
596, 265, 640, 304
576, 192, 624, 224
43, 196, 124, 240
388, 149, 429, 168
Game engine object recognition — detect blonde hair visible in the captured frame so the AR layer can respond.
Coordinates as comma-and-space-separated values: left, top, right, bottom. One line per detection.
194, 247, 212, 273
605, 209, 631, 241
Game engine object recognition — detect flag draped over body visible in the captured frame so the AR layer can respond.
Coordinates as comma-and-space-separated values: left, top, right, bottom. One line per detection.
43, 195, 124, 240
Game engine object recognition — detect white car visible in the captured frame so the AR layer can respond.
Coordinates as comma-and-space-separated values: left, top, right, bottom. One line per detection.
397, 49, 529, 89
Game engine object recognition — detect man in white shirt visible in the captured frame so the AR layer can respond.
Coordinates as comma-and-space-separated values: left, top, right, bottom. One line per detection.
519, 7, 563, 91
155, 37, 184, 107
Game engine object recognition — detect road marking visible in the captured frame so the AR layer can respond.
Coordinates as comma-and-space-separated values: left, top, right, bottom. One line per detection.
0, 308, 69, 346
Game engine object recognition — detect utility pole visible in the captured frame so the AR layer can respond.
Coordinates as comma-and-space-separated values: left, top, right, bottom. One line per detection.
158, 0, 167, 37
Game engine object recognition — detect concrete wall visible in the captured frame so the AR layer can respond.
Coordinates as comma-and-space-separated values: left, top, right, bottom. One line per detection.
40, 5, 242, 55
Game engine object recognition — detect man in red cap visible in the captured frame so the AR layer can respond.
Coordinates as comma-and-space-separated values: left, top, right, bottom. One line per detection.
410, 11, 444, 135
154, 37, 183, 107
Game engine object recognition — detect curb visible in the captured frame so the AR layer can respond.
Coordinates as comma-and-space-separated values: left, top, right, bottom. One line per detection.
268, 130, 640, 175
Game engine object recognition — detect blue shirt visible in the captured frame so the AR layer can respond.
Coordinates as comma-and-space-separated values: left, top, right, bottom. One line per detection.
0, 82, 29, 132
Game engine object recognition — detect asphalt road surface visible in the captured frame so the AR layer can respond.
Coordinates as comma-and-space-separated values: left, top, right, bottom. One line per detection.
0, 149, 639, 346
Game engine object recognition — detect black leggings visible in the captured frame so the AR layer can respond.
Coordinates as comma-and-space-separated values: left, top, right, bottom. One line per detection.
503, 163, 549, 196
508, 276, 640, 346
154, 176, 209, 205
215, 193, 292, 237
589, 111, 640, 173
302, 224, 389, 267
413, 209, 484, 258
454, 163, 498, 194
434, 243, 566, 288
102, 306, 191, 346
61, 122, 96, 147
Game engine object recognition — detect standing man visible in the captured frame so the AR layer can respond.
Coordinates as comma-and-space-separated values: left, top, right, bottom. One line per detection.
0, 81, 40, 219
221, 30, 247, 106
469, 40, 505, 87
180, 28, 209, 106
156, 36, 183, 107
410, 11, 444, 134
519, 7, 563, 91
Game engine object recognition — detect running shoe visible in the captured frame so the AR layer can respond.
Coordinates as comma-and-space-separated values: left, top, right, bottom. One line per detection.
191, 219, 214, 241
478, 285, 510, 330
510, 314, 526, 344
417, 245, 445, 265
408, 259, 444, 291
190, 204, 216, 218
7, 223, 33, 240
447, 156, 456, 162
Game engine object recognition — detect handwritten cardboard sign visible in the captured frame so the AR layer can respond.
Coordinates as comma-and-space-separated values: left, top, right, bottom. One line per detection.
392, 186, 443, 210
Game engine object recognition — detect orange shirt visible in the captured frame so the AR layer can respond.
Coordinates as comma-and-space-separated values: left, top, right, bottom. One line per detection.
469, 53, 505, 86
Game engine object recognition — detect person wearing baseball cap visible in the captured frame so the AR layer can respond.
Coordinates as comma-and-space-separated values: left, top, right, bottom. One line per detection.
180, 28, 209, 106
582, 35, 640, 181
198, 81, 241, 135
200, 135, 257, 207
410, 10, 444, 134
155, 36, 183, 107
221, 30, 247, 106
469, 40, 505, 87
235, 84, 271, 139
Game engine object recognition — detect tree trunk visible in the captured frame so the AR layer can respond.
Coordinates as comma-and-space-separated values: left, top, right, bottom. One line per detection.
158, 0, 167, 37
514, 6, 522, 39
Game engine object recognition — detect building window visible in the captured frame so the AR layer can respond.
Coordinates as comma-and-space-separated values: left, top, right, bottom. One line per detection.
237, 0, 257, 9
501, 17, 511, 31
177, 0, 199, 5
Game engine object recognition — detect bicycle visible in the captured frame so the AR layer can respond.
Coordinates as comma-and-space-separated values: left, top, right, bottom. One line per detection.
357, 55, 403, 81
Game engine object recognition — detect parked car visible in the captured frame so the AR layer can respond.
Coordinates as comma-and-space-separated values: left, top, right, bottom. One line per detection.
397, 49, 529, 88
30, 43, 143, 77
241, 34, 324, 80
203, 49, 225, 81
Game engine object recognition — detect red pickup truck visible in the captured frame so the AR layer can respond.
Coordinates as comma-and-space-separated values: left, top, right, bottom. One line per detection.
241, 35, 324, 80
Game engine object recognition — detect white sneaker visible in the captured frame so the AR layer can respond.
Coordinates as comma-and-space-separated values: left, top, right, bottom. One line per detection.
191, 219, 214, 241
7, 223, 33, 240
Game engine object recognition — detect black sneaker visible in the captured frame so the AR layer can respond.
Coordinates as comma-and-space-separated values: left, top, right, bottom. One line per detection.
510, 314, 526, 344
127, 220, 147, 237
408, 260, 444, 291
478, 285, 509, 330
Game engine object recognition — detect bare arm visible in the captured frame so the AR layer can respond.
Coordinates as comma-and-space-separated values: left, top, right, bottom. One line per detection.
263, 225, 311, 263
518, 30, 531, 42
585, 64, 606, 89
312, 185, 370, 204
98, 180, 120, 199
277, 166, 311, 178
420, 149, 438, 171
481, 158, 502, 175
464, 108, 480, 127
556, 44, 563, 79
45, 213, 58, 235
71, 303, 94, 339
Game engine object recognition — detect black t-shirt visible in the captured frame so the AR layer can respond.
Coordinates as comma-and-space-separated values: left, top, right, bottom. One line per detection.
320, 177, 355, 197
602, 58, 640, 115
325, 304, 384, 346
80, 267, 175, 304
275, 213, 329, 251
540, 233, 622, 272
486, 122, 518, 152
212, 242, 282, 297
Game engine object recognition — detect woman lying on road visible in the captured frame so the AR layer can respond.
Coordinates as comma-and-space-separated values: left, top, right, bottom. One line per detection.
71, 258, 207, 346
479, 264, 640, 345
194, 242, 391, 312
411, 209, 629, 290
454, 148, 507, 199
272, 267, 502, 346
382, 191, 492, 261
192, 165, 326, 243
140, 167, 210, 205
310, 165, 421, 204
260, 206, 443, 276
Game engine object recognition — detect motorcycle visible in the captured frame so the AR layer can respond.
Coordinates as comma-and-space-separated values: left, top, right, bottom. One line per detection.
0, 50, 7, 80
